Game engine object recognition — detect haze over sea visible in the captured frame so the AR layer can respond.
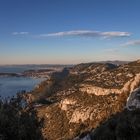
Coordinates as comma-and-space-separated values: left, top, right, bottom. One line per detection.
0, 65, 47, 98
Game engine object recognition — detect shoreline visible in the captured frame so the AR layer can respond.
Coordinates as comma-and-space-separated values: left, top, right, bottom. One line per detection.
0, 67, 67, 99
0, 67, 64, 78
0, 76, 45, 98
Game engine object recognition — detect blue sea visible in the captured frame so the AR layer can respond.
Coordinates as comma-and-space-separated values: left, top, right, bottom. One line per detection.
0, 65, 47, 98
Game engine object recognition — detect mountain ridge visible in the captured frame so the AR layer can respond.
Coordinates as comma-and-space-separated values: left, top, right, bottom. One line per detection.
24, 59, 140, 140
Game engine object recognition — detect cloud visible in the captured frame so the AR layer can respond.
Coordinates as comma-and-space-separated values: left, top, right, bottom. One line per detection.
40, 30, 131, 38
101, 32, 130, 38
12, 32, 29, 35
121, 40, 140, 47
104, 48, 119, 53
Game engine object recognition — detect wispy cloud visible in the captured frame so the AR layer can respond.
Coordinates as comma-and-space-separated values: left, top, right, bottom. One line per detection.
104, 48, 119, 53
40, 30, 131, 38
121, 39, 140, 47
12, 32, 29, 35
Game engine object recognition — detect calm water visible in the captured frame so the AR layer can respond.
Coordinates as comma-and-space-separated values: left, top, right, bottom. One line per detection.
0, 77, 44, 98
0, 65, 49, 73
0, 65, 47, 98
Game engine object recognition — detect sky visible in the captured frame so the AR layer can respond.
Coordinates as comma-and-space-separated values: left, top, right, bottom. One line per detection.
0, 0, 140, 65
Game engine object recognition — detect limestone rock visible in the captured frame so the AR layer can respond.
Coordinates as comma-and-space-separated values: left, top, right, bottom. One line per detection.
126, 87, 140, 110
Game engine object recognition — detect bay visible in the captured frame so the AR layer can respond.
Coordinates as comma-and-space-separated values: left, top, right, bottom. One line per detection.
0, 65, 48, 98
0, 76, 44, 98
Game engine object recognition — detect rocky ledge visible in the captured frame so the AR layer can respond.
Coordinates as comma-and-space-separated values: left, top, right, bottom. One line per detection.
75, 87, 140, 140
24, 60, 140, 140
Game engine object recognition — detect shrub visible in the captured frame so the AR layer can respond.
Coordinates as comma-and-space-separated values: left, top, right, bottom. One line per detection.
0, 94, 44, 140
91, 109, 140, 140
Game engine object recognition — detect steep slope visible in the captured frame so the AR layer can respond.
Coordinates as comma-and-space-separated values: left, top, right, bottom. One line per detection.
28, 60, 140, 140
77, 87, 140, 140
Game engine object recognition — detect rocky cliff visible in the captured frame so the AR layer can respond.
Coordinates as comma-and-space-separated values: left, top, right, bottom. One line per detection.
76, 87, 140, 140
27, 60, 140, 140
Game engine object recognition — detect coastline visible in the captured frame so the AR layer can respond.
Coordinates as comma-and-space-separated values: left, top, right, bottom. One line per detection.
0, 65, 69, 98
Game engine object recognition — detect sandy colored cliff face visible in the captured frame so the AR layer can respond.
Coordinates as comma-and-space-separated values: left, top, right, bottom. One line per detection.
59, 73, 140, 125
35, 61, 140, 140
59, 99, 77, 111
69, 107, 94, 123
79, 73, 140, 96
79, 84, 121, 95
122, 73, 140, 93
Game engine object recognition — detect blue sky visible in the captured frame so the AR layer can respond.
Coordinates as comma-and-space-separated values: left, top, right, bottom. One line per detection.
0, 0, 140, 64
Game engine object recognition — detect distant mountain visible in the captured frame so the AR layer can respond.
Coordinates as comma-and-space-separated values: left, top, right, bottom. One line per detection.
99, 60, 130, 65
25, 59, 140, 140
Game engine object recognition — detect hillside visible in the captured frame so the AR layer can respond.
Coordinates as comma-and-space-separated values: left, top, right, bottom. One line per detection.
25, 60, 140, 140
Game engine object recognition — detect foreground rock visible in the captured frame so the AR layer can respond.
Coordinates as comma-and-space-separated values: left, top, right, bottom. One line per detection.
126, 88, 140, 110
75, 87, 140, 140
27, 60, 140, 140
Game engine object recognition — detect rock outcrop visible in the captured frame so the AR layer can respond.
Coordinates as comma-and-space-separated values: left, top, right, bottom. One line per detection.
126, 87, 140, 110
79, 84, 121, 95
75, 87, 140, 140
29, 60, 140, 140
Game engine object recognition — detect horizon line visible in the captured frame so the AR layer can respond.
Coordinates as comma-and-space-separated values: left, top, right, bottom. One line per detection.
0, 59, 138, 66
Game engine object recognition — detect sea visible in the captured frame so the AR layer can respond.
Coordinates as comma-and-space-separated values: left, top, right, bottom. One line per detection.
0, 65, 48, 98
